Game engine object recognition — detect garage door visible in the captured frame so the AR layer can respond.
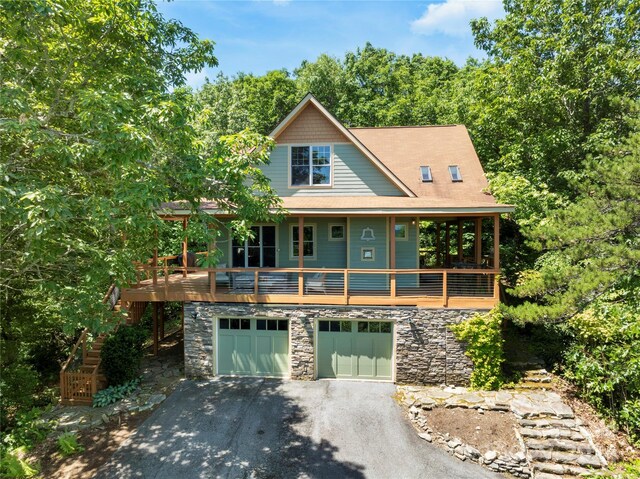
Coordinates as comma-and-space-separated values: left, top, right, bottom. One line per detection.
218, 318, 289, 377
317, 320, 393, 380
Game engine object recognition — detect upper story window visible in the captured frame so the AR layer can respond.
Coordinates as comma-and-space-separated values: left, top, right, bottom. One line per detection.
448, 165, 462, 182
420, 166, 432, 182
290, 145, 331, 187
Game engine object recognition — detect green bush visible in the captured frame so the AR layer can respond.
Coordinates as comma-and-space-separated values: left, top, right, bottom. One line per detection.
0, 447, 39, 478
57, 432, 84, 456
0, 364, 40, 428
2, 408, 51, 451
92, 378, 140, 408
450, 309, 505, 390
562, 283, 640, 445
100, 326, 147, 386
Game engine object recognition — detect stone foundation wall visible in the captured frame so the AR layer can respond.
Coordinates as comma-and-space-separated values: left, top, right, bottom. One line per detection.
183, 303, 483, 385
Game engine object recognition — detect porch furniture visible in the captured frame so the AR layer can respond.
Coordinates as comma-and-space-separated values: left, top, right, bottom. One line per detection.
305, 272, 327, 294
215, 264, 230, 286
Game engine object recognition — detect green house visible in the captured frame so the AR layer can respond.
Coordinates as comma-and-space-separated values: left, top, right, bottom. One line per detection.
122, 94, 513, 385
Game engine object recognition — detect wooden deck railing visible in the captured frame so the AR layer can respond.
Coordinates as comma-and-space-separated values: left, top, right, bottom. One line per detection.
123, 265, 500, 308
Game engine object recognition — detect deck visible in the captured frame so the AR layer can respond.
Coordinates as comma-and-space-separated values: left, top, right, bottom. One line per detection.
122, 267, 499, 308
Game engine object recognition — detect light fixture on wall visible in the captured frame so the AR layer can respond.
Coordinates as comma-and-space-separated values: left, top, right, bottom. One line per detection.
360, 227, 375, 241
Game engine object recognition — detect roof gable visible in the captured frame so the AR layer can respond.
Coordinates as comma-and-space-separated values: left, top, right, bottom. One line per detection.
270, 94, 416, 197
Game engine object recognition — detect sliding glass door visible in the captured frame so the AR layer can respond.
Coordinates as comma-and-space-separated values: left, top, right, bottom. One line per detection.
232, 226, 276, 268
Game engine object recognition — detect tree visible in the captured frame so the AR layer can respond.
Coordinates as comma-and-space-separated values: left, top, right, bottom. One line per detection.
507, 106, 640, 322
0, 0, 282, 415
468, 0, 639, 207
197, 69, 297, 136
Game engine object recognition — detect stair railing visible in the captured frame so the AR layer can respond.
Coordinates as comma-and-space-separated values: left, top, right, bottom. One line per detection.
60, 283, 120, 404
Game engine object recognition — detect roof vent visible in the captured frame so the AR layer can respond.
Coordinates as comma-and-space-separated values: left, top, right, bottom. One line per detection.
448, 165, 462, 182
420, 166, 432, 182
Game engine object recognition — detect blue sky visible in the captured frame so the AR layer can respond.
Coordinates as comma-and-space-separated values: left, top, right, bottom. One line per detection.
156, 0, 505, 88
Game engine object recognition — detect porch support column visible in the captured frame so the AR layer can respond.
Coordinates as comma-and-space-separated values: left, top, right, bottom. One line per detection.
457, 219, 463, 262
152, 302, 159, 356
445, 222, 451, 267
389, 216, 396, 298
493, 214, 500, 270
182, 217, 188, 278
436, 222, 441, 267
153, 226, 158, 285
159, 302, 165, 340
298, 216, 304, 296
474, 218, 482, 266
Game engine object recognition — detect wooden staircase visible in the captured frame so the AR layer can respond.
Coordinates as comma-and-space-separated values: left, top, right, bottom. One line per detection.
60, 285, 148, 405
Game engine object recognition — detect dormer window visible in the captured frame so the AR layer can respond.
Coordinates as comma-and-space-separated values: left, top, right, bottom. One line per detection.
290, 145, 331, 186
420, 166, 432, 182
448, 165, 462, 182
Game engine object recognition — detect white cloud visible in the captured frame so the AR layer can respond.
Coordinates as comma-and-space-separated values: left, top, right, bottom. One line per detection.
272, 0, 292, 5
411, 0, 504, 37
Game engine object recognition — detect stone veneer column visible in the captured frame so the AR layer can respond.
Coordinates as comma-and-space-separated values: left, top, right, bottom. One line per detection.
183, 302, 215, 378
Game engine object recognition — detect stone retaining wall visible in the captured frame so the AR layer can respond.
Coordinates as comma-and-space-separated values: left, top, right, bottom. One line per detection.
183, 303, 482, 384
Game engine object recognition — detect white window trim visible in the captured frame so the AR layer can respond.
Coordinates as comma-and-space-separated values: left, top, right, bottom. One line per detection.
289, 223, 317, 260
361, 246, 375, 262
328, 223, 346, 241
394, 223, 408, 241
288, 144, 333, 188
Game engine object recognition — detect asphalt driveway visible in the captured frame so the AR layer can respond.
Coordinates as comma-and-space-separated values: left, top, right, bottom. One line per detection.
95, 378, 501, 479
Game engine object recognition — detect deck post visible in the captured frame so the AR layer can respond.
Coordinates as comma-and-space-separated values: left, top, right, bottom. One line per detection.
159, 302, 165, 340
182, 217, 188, 278
343, 269, 348, 304
474, 218, 482, 265
152, 303, 159, 356
298, 216, 304, 297
389, 216, 396, 298
445, 222, 451, 267
457, 219, 463, 262
153, 227, 158, 285
493, 214, 500, 270
436, 222, 441, 267
164, 263, 168, 298
442, 270, 448, 307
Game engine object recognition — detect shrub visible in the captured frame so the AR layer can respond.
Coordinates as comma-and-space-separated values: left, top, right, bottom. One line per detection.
450, 309, 505, 390
57, 432, 84, 456
563, 285, 640, 445
2, 408, 51, 451
0, 364, 40, 427
0, 447, 39, 478
92, 378, 140, 408
100, 326, 146, 386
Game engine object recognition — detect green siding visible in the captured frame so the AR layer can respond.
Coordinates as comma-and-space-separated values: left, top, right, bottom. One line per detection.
260, 144, 403, 196
348, 217, 387, 291
278, 218, 347, 268
395, 220, 419, 288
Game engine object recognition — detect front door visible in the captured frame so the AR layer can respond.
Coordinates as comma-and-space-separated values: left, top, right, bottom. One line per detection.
231, 225, 276, 268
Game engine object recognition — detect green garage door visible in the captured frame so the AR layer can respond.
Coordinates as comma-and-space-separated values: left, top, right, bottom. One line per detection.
218, 318, 289, 377
317, 320, 393, 380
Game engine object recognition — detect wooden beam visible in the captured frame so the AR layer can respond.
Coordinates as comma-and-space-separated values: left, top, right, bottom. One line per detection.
298, 216, 304, 296
494, 214, 500, 270
159, 302, 165, 340
457, 219, 463, 262
436, 222, 441, 267
445, 222, 451, 267
474, 218, 482, 265
153, 227, 158, 285
182, 218, 188, 278
152, 303, 159, 356
389, 216, 396, 269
